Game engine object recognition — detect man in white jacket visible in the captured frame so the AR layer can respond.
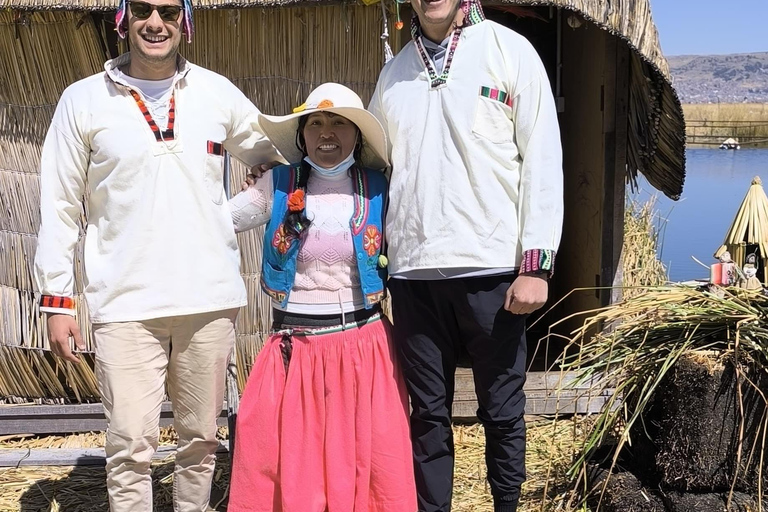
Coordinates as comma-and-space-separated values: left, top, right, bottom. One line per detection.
33, 0, 281, 509
369, 0, 563, 510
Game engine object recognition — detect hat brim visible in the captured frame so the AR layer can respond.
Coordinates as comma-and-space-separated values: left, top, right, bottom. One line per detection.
258, 107, 389, 171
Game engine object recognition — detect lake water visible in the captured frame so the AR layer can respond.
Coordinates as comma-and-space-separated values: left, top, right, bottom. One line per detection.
632, 148, 768, 282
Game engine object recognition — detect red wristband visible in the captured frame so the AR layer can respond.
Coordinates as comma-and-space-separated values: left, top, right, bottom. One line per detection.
40, 296, 75, 310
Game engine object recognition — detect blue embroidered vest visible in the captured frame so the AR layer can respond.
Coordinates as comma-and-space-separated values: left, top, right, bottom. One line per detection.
261, 164, 388, 310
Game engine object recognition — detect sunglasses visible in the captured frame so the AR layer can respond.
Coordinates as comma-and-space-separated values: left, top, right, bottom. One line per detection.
129, 1, 183, 22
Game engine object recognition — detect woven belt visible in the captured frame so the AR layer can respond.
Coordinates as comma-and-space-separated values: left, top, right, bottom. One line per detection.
273, 312, 382, 337
272, 308, 382, 373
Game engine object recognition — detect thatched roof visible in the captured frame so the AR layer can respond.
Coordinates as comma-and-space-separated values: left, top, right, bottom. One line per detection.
0, 0, 686, 199
715, 176, 768, 264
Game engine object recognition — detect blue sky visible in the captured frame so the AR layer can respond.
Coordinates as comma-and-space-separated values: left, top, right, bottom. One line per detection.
649, 0, 768, 56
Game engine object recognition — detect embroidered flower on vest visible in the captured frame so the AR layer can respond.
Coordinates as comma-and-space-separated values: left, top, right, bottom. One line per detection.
287, 189, 306, 212
272, 224, 292, 255
363, 225, 382, 257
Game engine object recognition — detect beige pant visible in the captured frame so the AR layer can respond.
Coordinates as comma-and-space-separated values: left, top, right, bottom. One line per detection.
93, 309, 238, 512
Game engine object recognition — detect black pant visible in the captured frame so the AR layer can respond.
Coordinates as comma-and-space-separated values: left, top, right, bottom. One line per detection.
389, 275, 527, 512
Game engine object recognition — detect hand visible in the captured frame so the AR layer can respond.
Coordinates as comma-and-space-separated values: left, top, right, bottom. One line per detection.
47, 314, 85, 364
241, 161, 280, 191
504, 275, 549, 315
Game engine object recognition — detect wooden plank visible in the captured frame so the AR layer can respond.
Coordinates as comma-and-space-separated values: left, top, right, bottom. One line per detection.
612, 41, 630, 305
455, 368, 602, 394
0, 402, 228, 436
452, 369, 612, 419
0, 442, 230, 467
601, 35, 630, 307
550, 21, 608, 338
0, 403, 171, 417
601, 34, 618, 307
453, 394, 609, 418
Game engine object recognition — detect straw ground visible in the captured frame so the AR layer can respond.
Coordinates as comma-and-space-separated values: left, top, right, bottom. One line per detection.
0, 421, 588, 511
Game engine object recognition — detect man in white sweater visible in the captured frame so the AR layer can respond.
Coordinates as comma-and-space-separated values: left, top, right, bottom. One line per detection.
33, 0, 281, 509
369, 0, 563, 510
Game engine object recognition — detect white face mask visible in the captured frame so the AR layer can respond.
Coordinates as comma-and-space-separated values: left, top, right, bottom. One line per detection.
304, 150, 356, 178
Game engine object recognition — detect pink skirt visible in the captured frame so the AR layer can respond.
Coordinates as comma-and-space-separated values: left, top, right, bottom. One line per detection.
228, 316, 416, 512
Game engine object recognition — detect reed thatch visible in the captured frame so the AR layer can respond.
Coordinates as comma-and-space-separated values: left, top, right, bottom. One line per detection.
715, 176, 768, 285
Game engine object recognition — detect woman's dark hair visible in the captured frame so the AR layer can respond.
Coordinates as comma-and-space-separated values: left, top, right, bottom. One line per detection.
283, 159, 313, 239
283, 114, 363, 239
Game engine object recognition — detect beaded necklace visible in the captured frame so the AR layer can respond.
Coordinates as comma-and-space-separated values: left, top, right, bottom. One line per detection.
411, 0, 486, 88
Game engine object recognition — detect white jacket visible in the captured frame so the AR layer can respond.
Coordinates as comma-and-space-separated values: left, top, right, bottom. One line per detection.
369, 20, 563, 276
34, 53, 282, 323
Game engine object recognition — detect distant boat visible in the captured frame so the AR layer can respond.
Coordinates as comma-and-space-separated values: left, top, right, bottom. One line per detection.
719, 137, 741, 150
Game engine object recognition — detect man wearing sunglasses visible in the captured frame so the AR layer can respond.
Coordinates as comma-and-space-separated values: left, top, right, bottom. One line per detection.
369, 0, 563, 511
33, 0, 282, 510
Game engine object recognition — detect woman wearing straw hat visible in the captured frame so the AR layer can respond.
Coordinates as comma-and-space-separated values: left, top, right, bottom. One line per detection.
226, 83, 416, 511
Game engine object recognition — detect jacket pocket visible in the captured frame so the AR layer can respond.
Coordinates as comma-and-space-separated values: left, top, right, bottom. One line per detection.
472, 94, 515, 144
261, 258, 291, 305
204, 153, 225, 205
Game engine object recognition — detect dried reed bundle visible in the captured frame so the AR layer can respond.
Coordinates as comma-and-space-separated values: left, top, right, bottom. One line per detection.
182, 6, 388, 112
1, 2, 686, 403
555, 285, 768, 509
684, 103, 768, 145
2, 0, 687, 200
0, 0, 677, 85
621, 197, 668, 297
1, 11, 103, 401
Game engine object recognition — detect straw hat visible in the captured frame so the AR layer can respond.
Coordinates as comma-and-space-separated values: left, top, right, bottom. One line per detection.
259, 83, 389, 170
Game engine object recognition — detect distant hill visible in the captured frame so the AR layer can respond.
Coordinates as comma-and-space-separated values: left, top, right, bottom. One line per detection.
667, 52, 768, 104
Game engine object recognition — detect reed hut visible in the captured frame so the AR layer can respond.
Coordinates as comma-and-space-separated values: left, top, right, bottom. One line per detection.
715, 176, 768, 285
0, 0, 686, 406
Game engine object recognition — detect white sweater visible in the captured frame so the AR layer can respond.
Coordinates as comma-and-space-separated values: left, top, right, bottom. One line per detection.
369, 20, 563, 276
229, 169, 365, 314
34, 53, 282, 323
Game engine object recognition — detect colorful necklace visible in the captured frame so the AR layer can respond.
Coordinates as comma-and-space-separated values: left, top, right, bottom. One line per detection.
410, 0, 486, 88
129, 89, 176, 142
